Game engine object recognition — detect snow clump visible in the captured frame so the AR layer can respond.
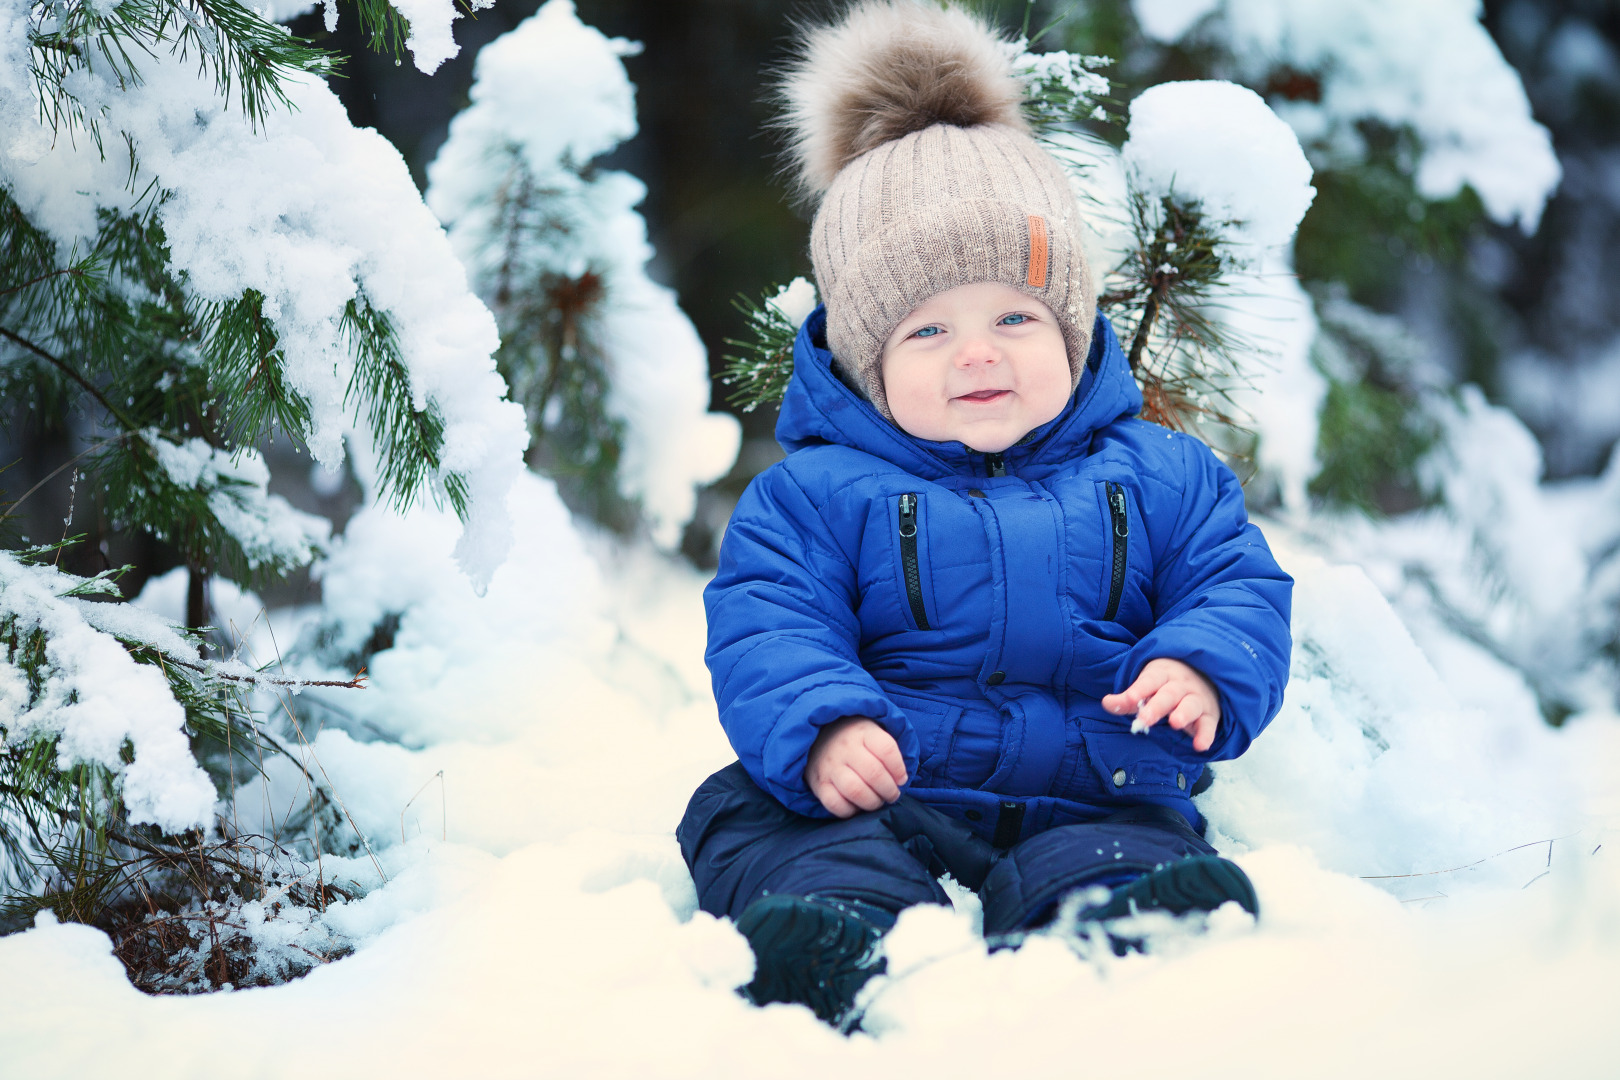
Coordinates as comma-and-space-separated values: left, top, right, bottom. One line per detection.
1122, 80, 1317, 258
766, 278, 819, 329
253, 0, 492, 73
1132, 0, 1220, 46
0, 553, 216, 833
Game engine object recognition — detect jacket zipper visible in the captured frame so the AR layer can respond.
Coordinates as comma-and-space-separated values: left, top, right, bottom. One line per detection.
984, 452, 1007, 477
1105, 482, 1128, 621
897, 493, 931, 631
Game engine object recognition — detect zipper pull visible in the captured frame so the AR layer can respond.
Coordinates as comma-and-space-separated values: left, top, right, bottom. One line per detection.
898, 493, 918, 537
1109, 486, 1129, 537
985, 452, 1007, 477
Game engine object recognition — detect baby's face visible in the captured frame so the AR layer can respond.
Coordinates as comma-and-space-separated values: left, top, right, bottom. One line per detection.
879, 282, 1071, 453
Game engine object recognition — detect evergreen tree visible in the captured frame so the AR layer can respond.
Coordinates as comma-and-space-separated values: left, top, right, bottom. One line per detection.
0, 0, 526, 981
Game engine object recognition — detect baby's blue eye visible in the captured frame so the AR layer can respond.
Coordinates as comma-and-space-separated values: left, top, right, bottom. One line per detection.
1000, 313, 1030, 325
912, 325, 942, 338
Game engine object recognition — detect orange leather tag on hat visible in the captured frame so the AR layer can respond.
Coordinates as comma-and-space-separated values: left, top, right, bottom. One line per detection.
1026, 214, 1049, 288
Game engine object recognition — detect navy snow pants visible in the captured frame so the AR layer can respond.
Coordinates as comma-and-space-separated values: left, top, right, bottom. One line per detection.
677, 762, 1218, 936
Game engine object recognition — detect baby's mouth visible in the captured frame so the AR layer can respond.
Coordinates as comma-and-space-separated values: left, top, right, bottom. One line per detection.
956, 389, 1009, 402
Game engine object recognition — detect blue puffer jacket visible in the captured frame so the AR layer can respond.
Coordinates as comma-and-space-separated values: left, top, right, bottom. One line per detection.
705, 306, 1292, 835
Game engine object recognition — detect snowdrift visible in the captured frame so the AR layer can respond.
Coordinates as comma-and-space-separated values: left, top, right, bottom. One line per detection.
2, 472, 1615, 1079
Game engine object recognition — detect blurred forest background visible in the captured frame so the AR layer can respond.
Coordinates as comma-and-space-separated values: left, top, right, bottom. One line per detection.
7, 0, 1619, 581
309, 0, 1620, 561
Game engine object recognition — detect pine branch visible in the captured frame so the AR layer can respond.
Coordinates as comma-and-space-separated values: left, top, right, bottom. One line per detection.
27, 0, 332, 140
720, 289, 799, 413
340, 295, 468, 518
193, 290, 313, 448
1017, 48, 1119, 141
1100, 191, 1257, 439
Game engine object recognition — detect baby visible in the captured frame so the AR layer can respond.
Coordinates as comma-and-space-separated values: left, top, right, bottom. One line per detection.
677, 0, 1291, 1027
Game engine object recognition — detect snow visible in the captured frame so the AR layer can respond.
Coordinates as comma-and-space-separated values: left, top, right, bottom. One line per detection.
1503, 337, 1620, 476
1304, 390, 1620, 722
1123, 80, 1317, 256
1135, 0, 1562, 231
388, 0, 496, 75
132, 568, 272, 656
252, 0, 320, 23
251, 0, 491, 72
0, 553, 217, 833
767, 278, 820, 329
1221, 263, 1325, 514
0, 0, 530, 590
1015, 48, 1112, 112
426, 0, 739, 548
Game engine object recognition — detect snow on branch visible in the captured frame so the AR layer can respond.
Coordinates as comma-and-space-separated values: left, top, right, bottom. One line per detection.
1132, 0, 1561, 232
0, 0, 530, 588
143, 431, 331, 574
1016, 47, 1115, 135
1105, 80, 1321, 506
721, 279, 817, 415
0, 550, 217, 833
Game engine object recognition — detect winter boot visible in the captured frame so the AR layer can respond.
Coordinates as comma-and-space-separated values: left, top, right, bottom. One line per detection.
735, 894, 895, 1028
1085, 854, 1258, 920
1079, 855, 1258, 953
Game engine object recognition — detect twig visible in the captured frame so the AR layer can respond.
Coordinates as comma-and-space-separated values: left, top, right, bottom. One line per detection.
54, 468, 78, 566
0, 266, 89, 301
400, 770, 446, 843
167, 655, 367, 690
0, 437, 123, 527
0, 325, 139, 431
1360, 833, 1581, 881
269, 697, 388, 885
1126, 278, 1167, 372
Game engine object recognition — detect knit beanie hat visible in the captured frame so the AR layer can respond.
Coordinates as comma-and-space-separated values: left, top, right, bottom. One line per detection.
779, 0, 1097, 421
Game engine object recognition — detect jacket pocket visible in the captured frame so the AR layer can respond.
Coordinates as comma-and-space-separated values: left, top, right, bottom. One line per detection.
896, 492, 931, 630
1083, 729, 1197, 800
883, 688, 963, 786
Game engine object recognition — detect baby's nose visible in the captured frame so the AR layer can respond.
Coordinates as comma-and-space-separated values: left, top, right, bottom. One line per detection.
954, 336, 1001, 366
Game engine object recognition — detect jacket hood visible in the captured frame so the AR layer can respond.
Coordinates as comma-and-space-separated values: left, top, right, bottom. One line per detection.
776, 305, 1142, 478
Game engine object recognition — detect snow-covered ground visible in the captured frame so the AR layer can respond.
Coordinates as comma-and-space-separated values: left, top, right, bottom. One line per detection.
2, 469, 1616, 1079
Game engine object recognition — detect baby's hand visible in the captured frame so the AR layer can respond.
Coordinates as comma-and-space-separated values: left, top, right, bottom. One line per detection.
1102, 658, 1222, 753
806, 716, 908, 818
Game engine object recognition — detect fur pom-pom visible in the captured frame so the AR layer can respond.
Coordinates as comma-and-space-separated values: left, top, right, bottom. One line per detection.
778, 0, 1027, 199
